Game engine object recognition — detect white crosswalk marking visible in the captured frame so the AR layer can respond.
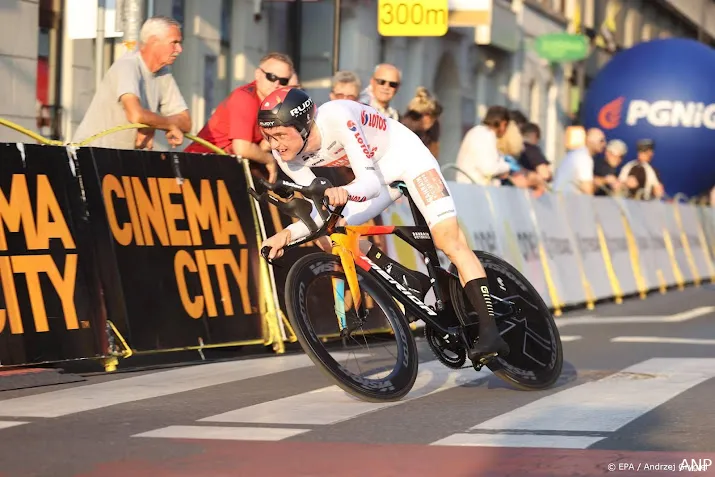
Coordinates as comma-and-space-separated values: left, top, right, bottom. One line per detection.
431, 358, 715, 449
0, 421, 28, 430
199, 360, 491, 426
0, 354, 318, 418
134, 425, 310, 441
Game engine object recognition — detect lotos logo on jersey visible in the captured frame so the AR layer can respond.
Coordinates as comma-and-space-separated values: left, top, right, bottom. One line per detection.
347, 120, 357, 132
361, 110, 387, 131
353, 131, 377, 158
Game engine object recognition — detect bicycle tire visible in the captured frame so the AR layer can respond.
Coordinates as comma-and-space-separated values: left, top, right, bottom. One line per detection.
285, 252, 419, 402
449, 250, 563, 390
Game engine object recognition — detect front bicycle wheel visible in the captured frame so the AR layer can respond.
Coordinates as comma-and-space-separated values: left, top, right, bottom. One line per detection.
449, 250, 563, 390
285, 252, 419, 402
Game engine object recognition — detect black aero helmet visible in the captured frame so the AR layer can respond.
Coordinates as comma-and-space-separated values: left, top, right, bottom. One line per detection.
258, 87, 316, 140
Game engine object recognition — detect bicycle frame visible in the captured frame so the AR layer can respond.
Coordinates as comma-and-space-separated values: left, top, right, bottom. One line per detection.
329, 222, 461, 339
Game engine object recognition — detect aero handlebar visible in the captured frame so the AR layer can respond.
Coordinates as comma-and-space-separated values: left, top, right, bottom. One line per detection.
248, 177, 346, 262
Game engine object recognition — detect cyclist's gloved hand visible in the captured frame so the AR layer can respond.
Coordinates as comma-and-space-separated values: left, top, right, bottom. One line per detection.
261, 229, 292, 260
325, 187, 349, 207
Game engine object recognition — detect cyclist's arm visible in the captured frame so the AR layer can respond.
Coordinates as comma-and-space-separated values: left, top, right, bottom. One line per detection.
336, 121, 382, 202
277, 157, 325, 243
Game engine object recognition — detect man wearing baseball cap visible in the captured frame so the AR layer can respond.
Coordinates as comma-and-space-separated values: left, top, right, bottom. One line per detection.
594, 139, 627, 196
618, 138, 664, 200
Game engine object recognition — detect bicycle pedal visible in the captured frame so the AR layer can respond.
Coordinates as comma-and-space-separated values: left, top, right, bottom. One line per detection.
478, 352, 498, 365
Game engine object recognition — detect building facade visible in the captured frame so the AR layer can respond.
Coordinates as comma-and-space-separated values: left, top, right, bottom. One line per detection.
1, 0, 714, 168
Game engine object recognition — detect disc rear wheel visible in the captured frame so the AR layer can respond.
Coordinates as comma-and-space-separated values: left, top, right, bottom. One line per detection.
449, 250, 563, 390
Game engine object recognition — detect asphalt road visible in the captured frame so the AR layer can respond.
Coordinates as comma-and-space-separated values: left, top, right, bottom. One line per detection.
0, 285, 714, 477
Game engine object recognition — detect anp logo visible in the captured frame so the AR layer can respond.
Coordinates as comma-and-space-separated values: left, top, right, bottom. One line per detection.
598, 96, 625, 130
347, 120, 357, 132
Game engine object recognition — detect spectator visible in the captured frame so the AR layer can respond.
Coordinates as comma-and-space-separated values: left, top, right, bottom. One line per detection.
593, 139, 627, 196
454, 106, 511, 186
289, 72, 300, 88
510, 109, 528, 129
184, 52, 296, 182
496, 120, 530, 188
618, 139, 664, 200
400, 86, 442, 158
358, 63, 400, 120
329, 71, 361, 101
519, 122, 552, 191
72, 16, 190, 150
551, 127, 606, 195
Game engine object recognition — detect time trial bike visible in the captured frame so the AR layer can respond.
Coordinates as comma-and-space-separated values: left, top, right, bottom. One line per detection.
249, 177, 563, 402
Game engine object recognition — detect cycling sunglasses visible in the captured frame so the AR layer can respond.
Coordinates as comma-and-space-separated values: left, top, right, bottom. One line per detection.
261, 68, 291, 86
374, 78, 400, 89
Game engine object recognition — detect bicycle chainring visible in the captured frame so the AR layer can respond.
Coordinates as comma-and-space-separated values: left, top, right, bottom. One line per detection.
424, 324, 467, 369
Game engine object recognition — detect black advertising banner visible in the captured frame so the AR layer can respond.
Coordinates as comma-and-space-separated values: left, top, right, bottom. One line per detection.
78, 148, 265, 351
0, 144, 103, 365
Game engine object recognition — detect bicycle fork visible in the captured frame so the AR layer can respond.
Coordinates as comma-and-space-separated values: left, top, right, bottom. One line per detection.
330, 231, 368, 337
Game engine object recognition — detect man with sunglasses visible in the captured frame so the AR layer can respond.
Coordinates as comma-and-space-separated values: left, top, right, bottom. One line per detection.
358, 64, 401, 121
184, 52, 295, 182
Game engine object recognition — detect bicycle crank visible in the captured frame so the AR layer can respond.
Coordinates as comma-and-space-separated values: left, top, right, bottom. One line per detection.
424, 324, 467, 369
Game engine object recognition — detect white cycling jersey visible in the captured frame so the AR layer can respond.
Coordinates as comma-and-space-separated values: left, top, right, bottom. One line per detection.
272, 99, 457, 242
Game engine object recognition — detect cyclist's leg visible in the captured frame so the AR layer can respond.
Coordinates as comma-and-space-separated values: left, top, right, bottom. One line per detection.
401, 162, 509, 358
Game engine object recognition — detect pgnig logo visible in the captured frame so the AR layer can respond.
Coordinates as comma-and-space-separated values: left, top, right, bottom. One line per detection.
598, 96, 715, 130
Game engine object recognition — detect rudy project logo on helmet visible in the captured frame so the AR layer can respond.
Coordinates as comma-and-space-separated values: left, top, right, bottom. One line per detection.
259, 120, 275, 128
599, 96, 715, 130
361, 110, 387, 131
347, 120, 358, 132
290, 98, 314, 117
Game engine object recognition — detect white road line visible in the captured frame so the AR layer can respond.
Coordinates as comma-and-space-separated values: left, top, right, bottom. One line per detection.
472, 358, 715, 433
559, 335, 582, 342
432, 358, 715, 449
612, 336, 715, 345
431, 433, 604, 449
200, 360, 492, 426
557, 306, 714, 327
133, 425, 309, 441
0, 421, 28, 430
0, 353, 323, 418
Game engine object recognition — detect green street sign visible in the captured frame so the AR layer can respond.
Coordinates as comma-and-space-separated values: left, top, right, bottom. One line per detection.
534, 33, 589, 63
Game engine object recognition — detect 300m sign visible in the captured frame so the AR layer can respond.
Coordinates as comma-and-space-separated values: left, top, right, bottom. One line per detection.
378, 0, 449, 37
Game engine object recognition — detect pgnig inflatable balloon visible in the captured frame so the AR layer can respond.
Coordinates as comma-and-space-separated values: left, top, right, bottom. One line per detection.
581, 38, 715, 198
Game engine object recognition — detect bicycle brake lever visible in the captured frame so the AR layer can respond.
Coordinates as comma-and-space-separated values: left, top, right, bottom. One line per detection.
260, 246, 283, 268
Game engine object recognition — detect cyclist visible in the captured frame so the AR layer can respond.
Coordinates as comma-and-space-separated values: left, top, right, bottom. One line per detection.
257, 87, 509, 360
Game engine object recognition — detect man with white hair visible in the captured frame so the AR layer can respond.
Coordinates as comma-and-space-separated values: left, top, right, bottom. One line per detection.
551, 127, 606, 195
358, 63, 400, 120
72, 16, 191, 150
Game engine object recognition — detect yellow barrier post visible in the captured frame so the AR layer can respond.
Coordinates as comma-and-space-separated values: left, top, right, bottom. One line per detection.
240, 159, 291, 352
596, 223, 624, 304
672, 203, 702, 287
662, 227, 685, 291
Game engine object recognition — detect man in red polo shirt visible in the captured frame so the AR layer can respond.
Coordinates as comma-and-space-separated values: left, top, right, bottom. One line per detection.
184, 52, 295, 182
